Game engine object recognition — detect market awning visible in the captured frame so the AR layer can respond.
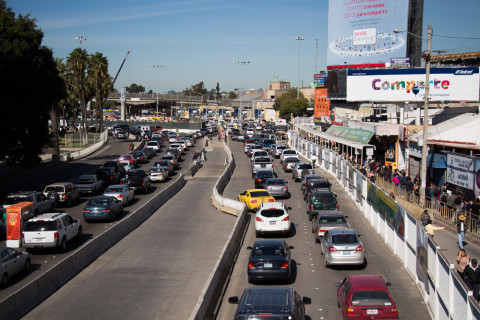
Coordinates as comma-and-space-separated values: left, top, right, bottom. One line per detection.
298, 124, 376, 151
427, 153, 447, 169
326, 125, 375, 144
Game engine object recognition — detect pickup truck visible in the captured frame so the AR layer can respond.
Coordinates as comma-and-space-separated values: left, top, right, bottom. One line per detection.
3, 191, 56, 218
126, 169, 151, 194
76, 174, 104, 195
251, 156, 274, 178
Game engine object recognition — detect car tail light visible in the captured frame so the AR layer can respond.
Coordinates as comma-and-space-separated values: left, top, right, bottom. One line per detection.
142, 181, 145, 186
83, 209, 91, 213
54, 232, 59, 240
310, 204, 314, 210
390, 308, 398, 315
268, 199, 274, 202
62, 194, 66, 200
256, 178, 261, 182
319, 229, 326, 233
256, 217, 264, 222
312, 170, 315, 174
118, 194, 123, 198
248, 262, 255, 270
347, 308, 355, 315
355, 246, 363, 251
336, 203, 339, 210
284, 187, 287, 190
22, 232, 24, 239
251, 200, 257, 203
329, 246, 337, 252
281, 262, 289, 269
282, 216, 289, 221
101, 209, 109, 212
89, 186, 93, 189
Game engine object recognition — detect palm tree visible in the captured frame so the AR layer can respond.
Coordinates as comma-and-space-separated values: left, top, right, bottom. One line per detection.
88, 52, 111, 133
67, 48, 88, 132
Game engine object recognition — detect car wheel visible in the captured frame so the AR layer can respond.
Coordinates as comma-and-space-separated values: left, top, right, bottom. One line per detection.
324, 257, 329, 268
337, 296, 341, 308
67, 198, 72, 208
315, 237, 320, 243
24, 259, 31, 274
1, 273, 8, 288
59, 238, 67, 253
255, 231, 261, 238
247, 276, 253, 284
77, 227, 83, 241
308, 213, 313, 221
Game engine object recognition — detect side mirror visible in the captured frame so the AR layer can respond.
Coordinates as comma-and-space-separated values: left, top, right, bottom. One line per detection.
287, 207, 292, 210
335, 282, 342, 288
246, 246, 253, 250
303, 297, 312, 305
385, 282, 392, 287
228, 296, 239, 304
344, 215, 349, 219
288, 246, 294, 250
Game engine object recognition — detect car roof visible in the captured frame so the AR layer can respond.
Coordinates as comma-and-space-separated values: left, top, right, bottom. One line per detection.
317, 211, 345, 216
246, 189, 271, 193
348, 275, 387, 290
29, 212, 68, 221
45, 182, 72, 187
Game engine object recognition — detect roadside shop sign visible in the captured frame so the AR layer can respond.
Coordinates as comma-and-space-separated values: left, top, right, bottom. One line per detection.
446, 153, 475, 189
326, 125, 375, 144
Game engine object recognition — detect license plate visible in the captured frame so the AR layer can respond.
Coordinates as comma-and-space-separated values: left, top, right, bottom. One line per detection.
367, 309, 378, 315
269, 221, 276, 225
264, 262, 272, 268
261, 164, 266, 167
33, 238, 44, 242
342, 251, 351, 255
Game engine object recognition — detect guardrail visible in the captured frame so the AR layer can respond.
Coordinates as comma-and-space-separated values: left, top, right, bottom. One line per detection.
290, 128, 480, 320
0, 159, 203, 320
190, 140, 248, 320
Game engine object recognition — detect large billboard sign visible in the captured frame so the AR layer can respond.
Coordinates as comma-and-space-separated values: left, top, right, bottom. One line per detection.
327, 0, 409, 67
347, 67, 480, 102
314, 88, 330, 118
446, 153, 475, 189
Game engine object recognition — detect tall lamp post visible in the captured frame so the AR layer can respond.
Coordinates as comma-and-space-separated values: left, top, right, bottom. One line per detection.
75, 35, 87, 48
233, 60, 250, 121
295, 36, 304, 99
394, 24, 432, 206
149, 65, 166, 120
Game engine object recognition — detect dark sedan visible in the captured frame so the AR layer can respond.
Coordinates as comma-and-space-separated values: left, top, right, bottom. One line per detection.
254, 170, 276, 189
129, 151, 147, 164
83, 196, 124, 222
247, 239, 293, 283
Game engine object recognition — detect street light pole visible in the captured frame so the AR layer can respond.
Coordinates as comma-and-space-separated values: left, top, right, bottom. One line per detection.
295, 36, 304, 99
234, 60, 250, 122
393, 25, 432, 206
75, 35, 87, 48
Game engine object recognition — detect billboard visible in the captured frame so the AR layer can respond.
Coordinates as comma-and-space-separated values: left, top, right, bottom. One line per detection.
446, 153, 475, 189
347, 67, 480, 102
314, 73, 328, 88
314, 88, 330, 118
327, 0, 409, 67
328, 69, 347, 100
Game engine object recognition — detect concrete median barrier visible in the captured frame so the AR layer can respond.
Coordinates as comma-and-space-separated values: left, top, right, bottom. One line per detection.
0, 153, 203, 320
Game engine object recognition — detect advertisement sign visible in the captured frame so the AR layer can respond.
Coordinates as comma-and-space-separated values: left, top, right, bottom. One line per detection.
476, 160, 480, 198
446, 153, 475, 189
314, 73, 328, 88
6, 202, 33, 248
327, 0, 408, 67
327, 70, 347, 100
356, 171, 363, 205
416, 223, 429, 289
326, 125, 375, 144
390, 57, 410, 68
367, 181, 396, 221
347, 67, 480, 102
314, 88, 331, 118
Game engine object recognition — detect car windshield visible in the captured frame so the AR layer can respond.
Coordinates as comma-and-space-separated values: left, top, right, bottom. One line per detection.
314, 194, 335, 202
4, 196, 30, 205
351, 291, 392, 306
266, 179, 285, 186
105, 187, 123, 193
260, 209, 285, 218
44, 186, 65, 193
319, 216, 347, 224
250, 191, 271, 197
24, 221, 57, 232
332, 234, 358, 244
253, 246, 285, 256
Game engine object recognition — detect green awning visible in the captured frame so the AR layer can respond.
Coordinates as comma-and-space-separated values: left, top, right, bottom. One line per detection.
326, 126, 375, 144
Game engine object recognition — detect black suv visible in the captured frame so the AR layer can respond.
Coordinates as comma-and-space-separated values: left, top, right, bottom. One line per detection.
95, 167, 121, 186
229, 287, 311, 320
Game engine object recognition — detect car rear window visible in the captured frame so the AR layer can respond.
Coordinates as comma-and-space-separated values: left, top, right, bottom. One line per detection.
266, 179, 285, 186
255, 157, 271, 163
25, 221, 57, 232
283, 150, 296, 155
253, 246, 285, 256
285, 158, 299, 163
128, 171, 145, 177
298, 163, 313, 169
311, 181, 330, 188
319, 216, 347, 224
260, 209, 285, 218
88, 198, 110, 206
332, 234, 358, 244
351, 291, 392, 306
314, 194, 335, 202
105, 187, 123, 193
250, 191, 270, 197
44, 186, 65, 193
257, 172, 274, 178
243, 292, 289, 311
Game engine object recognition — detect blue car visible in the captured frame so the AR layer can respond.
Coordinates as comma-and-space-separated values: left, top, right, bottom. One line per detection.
83, 196, 123, 222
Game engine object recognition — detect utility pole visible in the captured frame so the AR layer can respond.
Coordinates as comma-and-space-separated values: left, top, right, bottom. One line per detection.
314, 39, 319, 74
295, 36, 304, 99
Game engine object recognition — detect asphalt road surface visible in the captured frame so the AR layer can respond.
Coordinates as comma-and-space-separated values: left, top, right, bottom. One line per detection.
216, 139, 431, 319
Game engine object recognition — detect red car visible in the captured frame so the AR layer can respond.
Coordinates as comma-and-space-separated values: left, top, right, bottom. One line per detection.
336, 275, 398, 319
118, 155, 137, 167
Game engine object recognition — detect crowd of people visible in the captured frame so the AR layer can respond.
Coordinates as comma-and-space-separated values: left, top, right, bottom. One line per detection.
457, 248, 480, 302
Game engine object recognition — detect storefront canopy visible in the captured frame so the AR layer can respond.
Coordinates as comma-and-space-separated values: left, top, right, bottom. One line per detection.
326, 126, 375, 144
299, 124, 376, 151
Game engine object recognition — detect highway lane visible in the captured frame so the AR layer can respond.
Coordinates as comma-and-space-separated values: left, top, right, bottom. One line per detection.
0, 133, 201, 301
23, 139, 237, 320
216, 139, 430, 319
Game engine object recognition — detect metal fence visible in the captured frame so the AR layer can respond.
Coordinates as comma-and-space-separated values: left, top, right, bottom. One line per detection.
63, 132, 105, 148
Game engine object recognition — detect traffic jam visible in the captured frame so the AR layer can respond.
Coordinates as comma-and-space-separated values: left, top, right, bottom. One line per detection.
223, 120, 400, 320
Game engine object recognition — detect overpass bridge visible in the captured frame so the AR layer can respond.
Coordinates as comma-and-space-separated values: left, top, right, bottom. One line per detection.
107, 92, 203, 106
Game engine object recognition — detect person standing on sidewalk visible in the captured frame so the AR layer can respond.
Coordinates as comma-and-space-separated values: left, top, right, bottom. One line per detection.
421, 210, 432, 226
457, 248, 470, 281
457, 214, 467, 249
464, 258, 480, 301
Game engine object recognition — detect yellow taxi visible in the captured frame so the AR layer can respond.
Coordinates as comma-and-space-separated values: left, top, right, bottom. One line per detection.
238, 189, 275, 211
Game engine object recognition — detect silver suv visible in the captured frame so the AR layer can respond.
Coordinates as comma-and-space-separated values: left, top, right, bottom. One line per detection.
22, 213, 82, 253
292, 162, 314, 182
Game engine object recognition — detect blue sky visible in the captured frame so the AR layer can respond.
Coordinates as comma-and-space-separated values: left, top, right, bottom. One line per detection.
6, 0, 480, 93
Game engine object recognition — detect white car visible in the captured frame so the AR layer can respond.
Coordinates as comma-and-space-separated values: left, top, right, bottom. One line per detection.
168, 135, 178, 143
119, 160, 135, 172
184, 138, 194, 147
170, 143, 184, 154
146, 141, 161, 153
148, 167, 168, 182
102, 184, 135, 206
280, 149, 299, 163
255, 202, 291, 237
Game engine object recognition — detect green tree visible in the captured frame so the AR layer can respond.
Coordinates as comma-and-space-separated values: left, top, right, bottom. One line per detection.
67, 48, 89, 132
227, 91, 237, 99
0, 1, 64, 165
216, 82, 221, 100
87, 52, 111, 133
126, 83, 145, 93
184, 81, 207, 96
273, 89, 308, 119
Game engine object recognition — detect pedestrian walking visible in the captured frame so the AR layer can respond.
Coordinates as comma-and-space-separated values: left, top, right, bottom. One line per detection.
464, 258, 480, 301
420, 210, 433, 227
457, 249, 470, 281
457, 214, 467, 249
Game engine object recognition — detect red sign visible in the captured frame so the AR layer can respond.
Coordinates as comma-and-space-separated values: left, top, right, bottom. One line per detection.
314, 88, 330, 118
6, 202, 33, 240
